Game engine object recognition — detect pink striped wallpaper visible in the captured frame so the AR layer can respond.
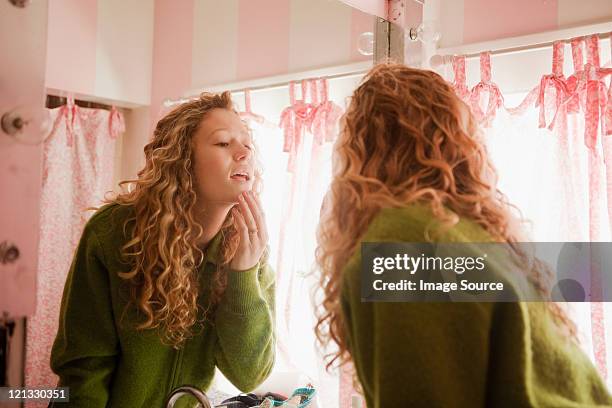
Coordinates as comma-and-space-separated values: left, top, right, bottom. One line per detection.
237, 0, 291, 80
150, 0, 194, 122
436, 0, 612, 48
463, 0, 558, 44
43, 0, 611, 107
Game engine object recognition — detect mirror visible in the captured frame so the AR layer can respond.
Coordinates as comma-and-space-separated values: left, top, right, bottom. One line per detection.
6, 0, 612, 406
28, 1, 378, 407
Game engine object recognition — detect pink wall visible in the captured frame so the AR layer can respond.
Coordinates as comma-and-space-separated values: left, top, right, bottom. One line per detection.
434, 0, 612, 48
0, 0, 48, 317
149, 0, 194, 123
237, 0, 291, 80
94, 0, 154, 106
463, 0, 558, 44
45, 0, 153, 105
45, 0, 97, 95
350, 8, 375, 61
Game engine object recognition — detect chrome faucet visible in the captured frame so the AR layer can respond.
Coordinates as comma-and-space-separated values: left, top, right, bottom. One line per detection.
165, 385, 212, 408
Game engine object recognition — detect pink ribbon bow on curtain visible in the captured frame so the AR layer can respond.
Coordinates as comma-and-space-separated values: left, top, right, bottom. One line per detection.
580, 35, 610, 149
53, 95, 125, 146
279, 80, 317, 172
238, 88, 277, 128
109, 106, 125, 140
536, 41, 570, 131
309, 78, 344, 145
605, 32, 612, 136
469, 52, 504, 127
595, 32, 612, 137
565, 37, 587, 114
604, 31, 612, 136
451, 56, 471, 104
59, 94, 78, 147
561, 35, 612, 149
606, 85, 612, 136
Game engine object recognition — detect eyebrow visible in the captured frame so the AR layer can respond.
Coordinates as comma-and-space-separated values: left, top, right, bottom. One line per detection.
208, 128, 229, 137
208, 128, 252, 142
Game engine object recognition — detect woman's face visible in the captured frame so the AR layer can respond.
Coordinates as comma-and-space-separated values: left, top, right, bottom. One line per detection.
192, 108, 255, 204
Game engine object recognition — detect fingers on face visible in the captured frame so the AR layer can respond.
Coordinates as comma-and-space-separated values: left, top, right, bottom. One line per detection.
233, 206, 250, 242
234, 191, 268, 245
238, 192, 257, 231
250, 192, 268, 241
243, 191, 267, 241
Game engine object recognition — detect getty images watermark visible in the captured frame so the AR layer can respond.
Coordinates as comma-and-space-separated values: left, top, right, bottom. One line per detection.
360, 242, 612, 302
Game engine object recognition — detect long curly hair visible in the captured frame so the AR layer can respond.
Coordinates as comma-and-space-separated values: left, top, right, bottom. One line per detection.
107, 92, 262, 348
314, 63, 575, 371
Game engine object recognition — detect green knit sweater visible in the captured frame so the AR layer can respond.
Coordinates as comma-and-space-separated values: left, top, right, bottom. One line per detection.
50, 204, 275, 407
341, 205, 612, 408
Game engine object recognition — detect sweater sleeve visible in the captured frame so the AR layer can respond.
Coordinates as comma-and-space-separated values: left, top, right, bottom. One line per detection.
50, 224, 119, 407
342, 256, 496, 408
214, 261, 275, 392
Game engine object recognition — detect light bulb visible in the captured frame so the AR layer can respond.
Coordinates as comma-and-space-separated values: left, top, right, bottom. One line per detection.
357, 32, 374, 56
1, 105, 51, 145
407, 21, 441, 44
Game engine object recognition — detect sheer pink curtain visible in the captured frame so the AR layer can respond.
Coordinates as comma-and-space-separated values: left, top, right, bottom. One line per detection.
272, 79, 346, 407
24, 98, 123, 407
225, 79, 352, 406
449, 33, 612, 387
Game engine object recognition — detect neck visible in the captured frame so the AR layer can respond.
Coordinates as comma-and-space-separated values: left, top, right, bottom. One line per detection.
193, 200, 233, 249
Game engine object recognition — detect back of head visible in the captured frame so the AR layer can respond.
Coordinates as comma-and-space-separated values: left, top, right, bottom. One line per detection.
330, 62, 513, 242
315, 63, 529, 368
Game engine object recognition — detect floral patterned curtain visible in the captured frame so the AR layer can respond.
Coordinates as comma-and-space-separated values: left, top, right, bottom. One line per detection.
24, 98, 124, 407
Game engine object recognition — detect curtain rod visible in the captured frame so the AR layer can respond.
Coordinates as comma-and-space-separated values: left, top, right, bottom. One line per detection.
45, 94, 114, 111
431, 21, 611, 67
164, 61, 372, 107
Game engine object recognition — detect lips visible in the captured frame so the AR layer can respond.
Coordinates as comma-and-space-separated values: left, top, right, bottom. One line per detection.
230, 170, 251, 181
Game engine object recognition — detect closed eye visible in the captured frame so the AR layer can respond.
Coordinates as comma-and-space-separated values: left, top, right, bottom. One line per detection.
215, 142, 229, 147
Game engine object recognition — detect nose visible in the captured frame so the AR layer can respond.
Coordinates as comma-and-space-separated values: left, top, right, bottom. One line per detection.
233, 144, 251, 161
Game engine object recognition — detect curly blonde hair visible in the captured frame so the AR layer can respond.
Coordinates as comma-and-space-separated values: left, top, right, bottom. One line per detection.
315, 63, 575, 371
107, 92, 262, 348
